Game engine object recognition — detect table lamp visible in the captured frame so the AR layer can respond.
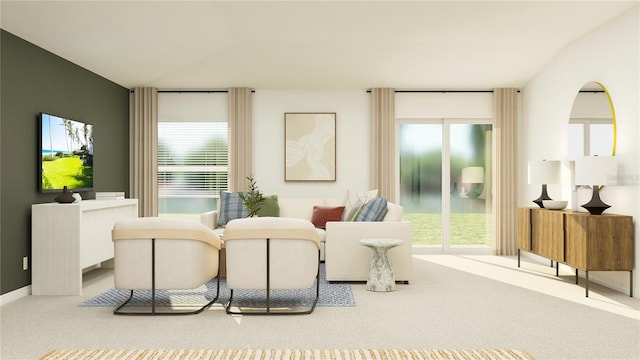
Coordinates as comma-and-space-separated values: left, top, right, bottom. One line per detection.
574, 156, 617, 215
461, 166, 484, 199
528, 160, 561, 208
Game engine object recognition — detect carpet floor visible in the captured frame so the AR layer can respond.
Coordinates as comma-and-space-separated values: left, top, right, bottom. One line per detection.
39, 348, 534, 360
80, 264, 355, 309
4, 256, 638, 360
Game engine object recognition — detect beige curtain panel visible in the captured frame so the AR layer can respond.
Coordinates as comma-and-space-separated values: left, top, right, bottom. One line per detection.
493, 88, 518, 255
132, 87, 158, 217
228, 88, 253, 192
370, 88, 397, 203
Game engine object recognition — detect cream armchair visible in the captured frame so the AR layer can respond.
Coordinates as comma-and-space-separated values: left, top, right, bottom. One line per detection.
223, 217, 320, 315
111, 217, 222, 315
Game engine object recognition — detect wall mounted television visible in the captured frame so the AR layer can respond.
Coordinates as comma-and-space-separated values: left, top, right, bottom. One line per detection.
38, 112, 94, 193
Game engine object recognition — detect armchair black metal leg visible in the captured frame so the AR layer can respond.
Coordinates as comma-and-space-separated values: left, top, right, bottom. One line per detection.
114, 239, 221, 315
225, 246, 320, 316
115, 276, 219, 316
114, 277, 219, 316
113, 290, 135, 315
191, 274, 220, 315
225, 289, 235, 314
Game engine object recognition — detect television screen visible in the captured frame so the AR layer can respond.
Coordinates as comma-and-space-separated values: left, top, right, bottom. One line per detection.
39, 113, 94, 193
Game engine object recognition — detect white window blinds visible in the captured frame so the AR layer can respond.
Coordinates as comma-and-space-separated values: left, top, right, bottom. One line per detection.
157, 93, 228, 201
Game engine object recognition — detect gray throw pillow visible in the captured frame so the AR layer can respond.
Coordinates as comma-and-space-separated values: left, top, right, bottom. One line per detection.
354, 198, 388, 222
217, 191, 249, 227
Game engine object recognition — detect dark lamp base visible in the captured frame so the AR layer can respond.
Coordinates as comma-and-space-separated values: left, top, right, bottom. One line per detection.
581, 185, 611, 215
533, 184, 552, 208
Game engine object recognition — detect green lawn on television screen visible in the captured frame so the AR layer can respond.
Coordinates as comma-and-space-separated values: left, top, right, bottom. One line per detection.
42, 156, 93, 190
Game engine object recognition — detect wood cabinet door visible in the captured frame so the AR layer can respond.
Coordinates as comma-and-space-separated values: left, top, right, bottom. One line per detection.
531, 209, 564, 262
517, 208, 532, 251
565, 213, 633, 271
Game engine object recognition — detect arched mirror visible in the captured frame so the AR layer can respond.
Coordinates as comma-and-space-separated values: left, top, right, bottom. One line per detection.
568, 81, 617, 159
568, 82, 617, 211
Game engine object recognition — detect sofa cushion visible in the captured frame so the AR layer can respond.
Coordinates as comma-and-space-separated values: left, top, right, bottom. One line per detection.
256, 195, 280, 217
278, 198, 326, 220
218, 191, 249, 227
311, 205, 345, 229
342, 189, 378, 221
382, 202, 403, 221
354, 197, 388, 222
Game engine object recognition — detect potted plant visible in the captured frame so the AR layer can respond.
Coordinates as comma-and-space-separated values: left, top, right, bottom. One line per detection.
239, 174, 265, 217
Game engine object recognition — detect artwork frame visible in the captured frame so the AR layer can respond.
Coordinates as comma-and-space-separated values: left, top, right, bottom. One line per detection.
284, 112, 336, 182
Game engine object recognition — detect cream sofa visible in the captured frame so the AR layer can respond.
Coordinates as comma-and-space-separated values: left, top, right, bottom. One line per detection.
201, 197, 412, 283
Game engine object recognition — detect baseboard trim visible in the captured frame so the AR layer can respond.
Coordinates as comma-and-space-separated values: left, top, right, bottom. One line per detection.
0, 285, 31, 306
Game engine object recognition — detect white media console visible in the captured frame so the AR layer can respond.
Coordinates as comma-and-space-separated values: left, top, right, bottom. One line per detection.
31, 199, 138, 295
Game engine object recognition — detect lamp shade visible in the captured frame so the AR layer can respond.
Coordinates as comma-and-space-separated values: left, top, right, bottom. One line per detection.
575, 156, 617, 186
528, 160, 561, 184
461, 167, 484, 184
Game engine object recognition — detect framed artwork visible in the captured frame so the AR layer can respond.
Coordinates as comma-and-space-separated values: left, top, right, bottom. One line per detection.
284, 112, 336, 182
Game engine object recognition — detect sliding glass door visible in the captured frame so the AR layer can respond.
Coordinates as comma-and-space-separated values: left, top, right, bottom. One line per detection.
399, 120, 493, 252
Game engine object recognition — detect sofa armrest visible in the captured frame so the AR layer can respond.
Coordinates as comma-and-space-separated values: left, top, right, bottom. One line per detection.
324, 220, 412, 282
201, 210, 219, 230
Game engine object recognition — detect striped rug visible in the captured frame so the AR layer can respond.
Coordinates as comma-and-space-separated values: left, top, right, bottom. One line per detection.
39, 348, 534, 360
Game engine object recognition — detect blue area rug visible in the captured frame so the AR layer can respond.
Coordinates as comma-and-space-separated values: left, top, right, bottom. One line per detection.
81, 264, 354, 309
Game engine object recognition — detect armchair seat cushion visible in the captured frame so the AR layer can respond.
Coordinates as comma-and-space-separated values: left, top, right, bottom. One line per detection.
224, 217, 320, 248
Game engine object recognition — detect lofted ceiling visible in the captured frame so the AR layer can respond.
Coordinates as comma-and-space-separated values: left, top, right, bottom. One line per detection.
1, 0, 638, 90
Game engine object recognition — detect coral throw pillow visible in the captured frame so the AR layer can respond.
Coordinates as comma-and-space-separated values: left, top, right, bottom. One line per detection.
310, 206, 345, 229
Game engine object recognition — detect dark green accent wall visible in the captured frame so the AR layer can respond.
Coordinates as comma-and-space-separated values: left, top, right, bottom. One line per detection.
0, 30, 130, 295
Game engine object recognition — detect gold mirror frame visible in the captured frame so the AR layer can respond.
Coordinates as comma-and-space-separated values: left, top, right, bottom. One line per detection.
597, 81, 617, 156
570, 81, 617, 156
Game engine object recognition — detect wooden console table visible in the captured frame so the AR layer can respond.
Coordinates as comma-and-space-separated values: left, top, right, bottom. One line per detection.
32, 199, 138, 295
517, 207, 633, 297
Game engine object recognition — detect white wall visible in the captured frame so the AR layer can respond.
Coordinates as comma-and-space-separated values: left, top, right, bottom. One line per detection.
251, 90, 498, 200
396, 92, 494, 119
252, 90, 371, 199
521, 7, 639, 296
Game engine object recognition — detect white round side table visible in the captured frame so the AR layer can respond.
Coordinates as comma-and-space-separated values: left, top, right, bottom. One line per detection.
359, 238, 403, 292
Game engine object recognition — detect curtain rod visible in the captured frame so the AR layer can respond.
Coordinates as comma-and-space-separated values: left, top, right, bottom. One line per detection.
159, 90, 228, 93
129, 89, 256, 93
399, 90, 494, 93
367, 89, 523, 93
367, 90, 495, 93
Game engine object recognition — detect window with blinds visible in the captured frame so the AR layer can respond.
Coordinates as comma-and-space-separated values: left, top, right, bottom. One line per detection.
157, 92, 228, 216
158, 122, 228, 198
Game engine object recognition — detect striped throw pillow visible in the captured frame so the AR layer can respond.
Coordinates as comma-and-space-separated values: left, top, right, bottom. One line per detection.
217, 191, 249, 227
354, 197, 388, 222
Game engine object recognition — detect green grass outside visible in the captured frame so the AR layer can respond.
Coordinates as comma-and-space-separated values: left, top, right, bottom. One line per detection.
404, 212, 492, 246
42, 156, 93, 190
